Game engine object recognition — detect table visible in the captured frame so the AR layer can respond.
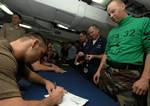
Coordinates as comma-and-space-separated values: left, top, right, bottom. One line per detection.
22, 68, 119, 106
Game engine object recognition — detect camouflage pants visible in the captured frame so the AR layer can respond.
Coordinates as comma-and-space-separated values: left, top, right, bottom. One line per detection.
99, 66, 147, 106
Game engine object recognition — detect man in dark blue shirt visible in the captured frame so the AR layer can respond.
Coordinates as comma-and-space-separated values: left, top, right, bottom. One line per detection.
76, 25, 106, 81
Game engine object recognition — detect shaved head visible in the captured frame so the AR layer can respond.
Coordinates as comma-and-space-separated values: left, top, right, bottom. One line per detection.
107, 0, 127, 23
108, 0, 124, 5
19, 32, 47, 49
10, 32, 47, 63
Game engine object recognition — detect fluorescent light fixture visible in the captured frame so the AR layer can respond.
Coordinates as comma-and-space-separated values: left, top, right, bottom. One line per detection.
0, 4, 13, 15
0, 25, 3, 28
19, 24, 32, 29
57, 24, 68, 29
92, 0, 104, 4
71, 29, 76, 32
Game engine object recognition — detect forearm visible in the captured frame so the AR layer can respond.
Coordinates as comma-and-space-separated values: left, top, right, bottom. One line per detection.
25, 70, 48, 85
24, 97, 55, 106
141, 53, 150, 81
32, 63, 54, 72
39, 96, 57, 106
97, 54, 107, 73
92, 54, 104, 59
0, 97, 56, 106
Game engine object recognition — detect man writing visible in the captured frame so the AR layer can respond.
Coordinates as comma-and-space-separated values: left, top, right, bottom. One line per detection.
0, 32, 64, 106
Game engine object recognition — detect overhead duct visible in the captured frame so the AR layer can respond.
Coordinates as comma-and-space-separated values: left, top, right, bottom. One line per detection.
5, 0, 114, 37
32, 0, 114, 30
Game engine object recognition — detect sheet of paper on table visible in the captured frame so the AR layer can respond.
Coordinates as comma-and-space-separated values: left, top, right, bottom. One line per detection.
44, 92, 88, 106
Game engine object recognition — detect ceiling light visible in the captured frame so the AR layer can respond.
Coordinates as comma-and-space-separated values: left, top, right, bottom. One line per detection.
92, 0, 104, 4
0, 25, 3, 28
0, 4, 13, 15
71, 29, 76, 32
19, 24, 32, 29
57, 24, 69, 29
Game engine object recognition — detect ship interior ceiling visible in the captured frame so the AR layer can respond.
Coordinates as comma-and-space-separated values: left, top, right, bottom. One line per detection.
0, 0, 149, 42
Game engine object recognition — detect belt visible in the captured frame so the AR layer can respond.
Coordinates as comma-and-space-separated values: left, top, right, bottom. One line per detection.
107, 60, 143, 70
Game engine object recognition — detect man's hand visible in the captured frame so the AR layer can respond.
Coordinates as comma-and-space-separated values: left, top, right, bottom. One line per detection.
49, 86, 65, 104
42, 86, 65, 106
51, 64, 65, 73
44, 80, 56, 94
132, 78, 149, 95
86, 54, 94, 61
93, 71, 101, 85
54, 67, 65, 73
74, 51, 85, 65
93, 54, 107, 85
78, 52, 84, 57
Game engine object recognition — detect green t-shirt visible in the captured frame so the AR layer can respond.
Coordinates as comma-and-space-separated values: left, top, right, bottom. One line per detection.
106, 16, 150, 65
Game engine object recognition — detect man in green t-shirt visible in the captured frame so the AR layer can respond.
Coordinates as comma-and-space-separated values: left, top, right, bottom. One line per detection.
93, 0, 150, 106
0, 33, 64, 106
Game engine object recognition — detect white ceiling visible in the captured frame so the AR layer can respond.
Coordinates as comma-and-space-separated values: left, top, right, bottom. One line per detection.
2, 0, 114, 40
1, 0, 149, 41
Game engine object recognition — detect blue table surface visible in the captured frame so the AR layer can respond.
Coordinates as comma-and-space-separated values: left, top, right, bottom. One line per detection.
22, 68, 119, 106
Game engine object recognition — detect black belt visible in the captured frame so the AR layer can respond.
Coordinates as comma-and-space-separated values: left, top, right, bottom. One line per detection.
107, 60, 143, 70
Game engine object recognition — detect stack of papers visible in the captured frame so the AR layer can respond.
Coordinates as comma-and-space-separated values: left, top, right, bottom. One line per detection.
44, 92, 88, 106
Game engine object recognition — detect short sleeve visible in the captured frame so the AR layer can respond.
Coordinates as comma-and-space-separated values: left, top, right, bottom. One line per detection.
142, 17, 150, 53
0, 54, 21, 99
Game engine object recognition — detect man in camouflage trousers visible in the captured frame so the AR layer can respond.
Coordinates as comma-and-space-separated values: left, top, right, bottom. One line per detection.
93, 0, 150, 106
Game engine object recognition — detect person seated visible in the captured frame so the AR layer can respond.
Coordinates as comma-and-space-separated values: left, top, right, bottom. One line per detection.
44, 42, 59, 63
66, 42, 77, 67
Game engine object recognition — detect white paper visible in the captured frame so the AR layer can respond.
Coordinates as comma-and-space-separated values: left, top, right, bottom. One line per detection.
44, 92, 88, 106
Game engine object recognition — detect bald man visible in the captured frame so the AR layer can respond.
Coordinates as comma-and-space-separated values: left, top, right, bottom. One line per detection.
93, 0, 150, 106
0, 33, 64, 106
